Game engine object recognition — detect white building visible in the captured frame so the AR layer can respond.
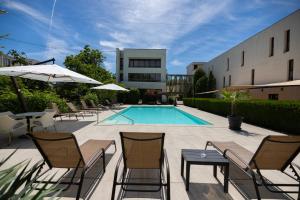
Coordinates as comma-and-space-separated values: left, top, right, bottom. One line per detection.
186, 62, 206, 75
116, 48, 167, 93
194, 9, 300, 100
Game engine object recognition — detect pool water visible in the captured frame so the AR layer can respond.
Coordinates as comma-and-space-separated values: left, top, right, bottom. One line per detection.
102, 106, 211, 125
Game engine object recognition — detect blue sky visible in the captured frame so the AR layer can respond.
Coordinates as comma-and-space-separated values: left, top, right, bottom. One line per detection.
1, 0, 299, 74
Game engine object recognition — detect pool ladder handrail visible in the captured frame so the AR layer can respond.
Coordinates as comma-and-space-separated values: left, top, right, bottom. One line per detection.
97, 105, 134, 125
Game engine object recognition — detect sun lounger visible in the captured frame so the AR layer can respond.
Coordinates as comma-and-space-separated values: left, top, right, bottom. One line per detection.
111, 132, 170, 200
29, 131, 116, 200
66, 102, 86, 119
205, 135, 300, 199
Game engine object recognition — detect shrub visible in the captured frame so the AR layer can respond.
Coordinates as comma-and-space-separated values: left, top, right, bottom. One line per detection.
183, 98, 300, 134
117, 89, 140, 104
83, 92, 99, 105
0, 91, 68, 113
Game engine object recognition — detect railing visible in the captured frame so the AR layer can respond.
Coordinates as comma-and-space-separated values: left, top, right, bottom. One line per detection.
97, 106, 134, 125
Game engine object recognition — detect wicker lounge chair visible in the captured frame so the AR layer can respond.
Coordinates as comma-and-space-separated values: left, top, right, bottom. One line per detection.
111, 132, 170, 200
205, 135, 300, 199
29, 131, 116, 200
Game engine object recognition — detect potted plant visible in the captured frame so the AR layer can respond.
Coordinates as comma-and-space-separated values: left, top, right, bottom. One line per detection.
221, 90, 249, 130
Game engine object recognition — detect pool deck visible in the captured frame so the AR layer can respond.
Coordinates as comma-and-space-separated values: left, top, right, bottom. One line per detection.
0, 105, 299, 199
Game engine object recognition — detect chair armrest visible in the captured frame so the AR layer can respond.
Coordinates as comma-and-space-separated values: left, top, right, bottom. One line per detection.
224, 148, 251, 169
113, 154, 123, 184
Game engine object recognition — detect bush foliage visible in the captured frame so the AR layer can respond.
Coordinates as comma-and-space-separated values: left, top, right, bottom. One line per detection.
117, 89, 140, 104
183, 98, 300, 134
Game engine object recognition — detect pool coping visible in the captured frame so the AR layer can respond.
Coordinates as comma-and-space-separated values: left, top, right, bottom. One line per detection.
98, 105, 213, 126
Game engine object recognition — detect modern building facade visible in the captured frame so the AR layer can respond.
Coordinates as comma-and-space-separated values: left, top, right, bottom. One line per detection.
116, 48, 167, 93
0, 53, 39, 67
186, 62, 206, 75
195, 9, 300, 100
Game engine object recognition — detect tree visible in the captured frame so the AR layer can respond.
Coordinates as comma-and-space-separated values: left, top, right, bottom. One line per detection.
195, 75, 208, 93
193, 68, 206, 85
57, 45, 115, 101
207, 71, 216, 90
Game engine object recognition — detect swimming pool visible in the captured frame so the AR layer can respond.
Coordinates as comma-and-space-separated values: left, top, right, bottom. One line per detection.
101, 106, 211, 125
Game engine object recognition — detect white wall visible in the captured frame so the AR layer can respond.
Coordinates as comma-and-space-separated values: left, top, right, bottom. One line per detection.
202, 10, 300, 89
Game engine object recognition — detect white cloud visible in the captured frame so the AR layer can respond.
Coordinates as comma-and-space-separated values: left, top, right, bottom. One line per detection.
4, 1, 49, 25
98, 0, 233, 50
171, 59, 184, 67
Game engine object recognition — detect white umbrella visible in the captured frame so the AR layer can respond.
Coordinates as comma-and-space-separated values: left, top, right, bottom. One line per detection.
91, 83, 129, 91
0, 64, 101, 84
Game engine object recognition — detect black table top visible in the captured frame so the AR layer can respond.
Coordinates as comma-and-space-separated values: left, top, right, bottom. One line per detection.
182, 149, 229, 164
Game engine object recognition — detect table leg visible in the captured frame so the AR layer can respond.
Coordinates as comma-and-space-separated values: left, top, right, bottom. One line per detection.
213, 165, 217, 178
181, 155, 184, 177
224, 164, 229, 193
186, 162, 190, 191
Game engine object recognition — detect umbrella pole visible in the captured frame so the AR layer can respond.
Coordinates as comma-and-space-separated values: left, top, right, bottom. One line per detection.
10, 77, 28, 112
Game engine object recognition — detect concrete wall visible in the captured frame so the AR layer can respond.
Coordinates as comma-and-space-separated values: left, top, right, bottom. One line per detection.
248, 86, 300, 100
116, 48, 167, 91
202, 10, 300, 90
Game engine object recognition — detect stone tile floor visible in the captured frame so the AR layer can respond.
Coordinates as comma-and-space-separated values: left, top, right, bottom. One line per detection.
0, 105, 298, 200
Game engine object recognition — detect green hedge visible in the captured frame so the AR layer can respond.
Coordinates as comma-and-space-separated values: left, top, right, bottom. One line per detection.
183, 98, 300, 134
117, 89, 140, 104
0, 91, 68, 113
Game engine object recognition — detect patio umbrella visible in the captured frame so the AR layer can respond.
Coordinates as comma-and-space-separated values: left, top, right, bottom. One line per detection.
0, 64, 102, 84
91, 83, 129, 91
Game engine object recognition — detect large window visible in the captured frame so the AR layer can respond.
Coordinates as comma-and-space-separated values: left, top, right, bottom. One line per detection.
223, 76, 225, 88
226, 57, 230, 71
251, 69, 255, 85
129, 59, 161, 68
128, 73, 161, 82
284, 29, 290, 53
288, 59, 294, 81
269, 37, 274, 57
119, 73, 123, 82
228, 75, 231, 86
120, 58, 123, 70
241, 51, 245, 66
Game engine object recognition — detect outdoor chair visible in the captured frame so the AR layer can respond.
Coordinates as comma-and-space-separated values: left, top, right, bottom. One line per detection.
90, 100, 108, 110
80, 100, 97, 113
205, 135, 300, 199
105, 99, 121, 108
111, 132, 170, 200
31, 109, 57, 132
29, 131, 116, 200
66, 102, 86, 119
0, 111, 26, 145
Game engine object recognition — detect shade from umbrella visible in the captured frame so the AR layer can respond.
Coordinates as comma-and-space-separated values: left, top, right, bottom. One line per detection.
91, 83, 129, 91
0, 64, 101, 84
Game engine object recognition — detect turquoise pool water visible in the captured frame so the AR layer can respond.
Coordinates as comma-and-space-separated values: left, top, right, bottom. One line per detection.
102, 106, 211, 125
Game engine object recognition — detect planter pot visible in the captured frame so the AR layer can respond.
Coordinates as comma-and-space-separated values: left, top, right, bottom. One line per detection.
228, 115, 243, 130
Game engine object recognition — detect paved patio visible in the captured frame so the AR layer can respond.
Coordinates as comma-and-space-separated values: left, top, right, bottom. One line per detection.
0, 105, 299, 199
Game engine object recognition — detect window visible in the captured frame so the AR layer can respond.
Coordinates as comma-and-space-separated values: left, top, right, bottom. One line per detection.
119, 73, 123, 82
269, 94, 279, 100
228, 75, 231, 86
128, 73, 161, 82
120, 58, 123, 70
241, 51, 245, 66
284, 29, 290, 52
269, 37, 274, 57
223, 76, 226, 88
251, 69, 255, 85
227, 57, 230, 71
288, 59, 294, 81
129, 59, 161, 68
193, 64, 198, 70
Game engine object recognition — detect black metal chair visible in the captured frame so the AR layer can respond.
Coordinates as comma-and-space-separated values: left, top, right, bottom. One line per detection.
111, 132, 170, 200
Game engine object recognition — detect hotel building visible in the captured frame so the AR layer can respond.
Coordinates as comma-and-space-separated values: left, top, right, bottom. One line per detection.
188, 9, 300, 100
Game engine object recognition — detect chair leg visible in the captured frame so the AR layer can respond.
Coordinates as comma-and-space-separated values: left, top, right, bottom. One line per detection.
251, 173, 261, 200
8, 132, 12, 146
111, 181, 116, 200
102, 149, 106, 173
76, 169, 86, 200
53, 124, 57, 132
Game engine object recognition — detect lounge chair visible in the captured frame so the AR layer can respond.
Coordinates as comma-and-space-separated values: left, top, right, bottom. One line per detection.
29, 131, 116, 200
105, 99, 121, 109
205, 135, 300, 199
80, 100, 97, 113
0, 111, 26, 145
66, 102, 86, 119
111, 132, 170, 200
90, 100, 108, 110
